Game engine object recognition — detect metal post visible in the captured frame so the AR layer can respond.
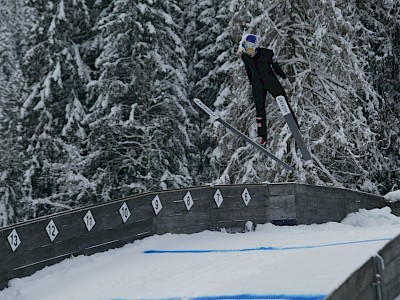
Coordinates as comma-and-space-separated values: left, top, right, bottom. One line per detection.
372, 255, 386, 300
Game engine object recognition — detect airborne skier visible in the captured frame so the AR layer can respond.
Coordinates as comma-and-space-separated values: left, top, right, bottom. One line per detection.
194, 34, 311, 168
240, 34, 299, 148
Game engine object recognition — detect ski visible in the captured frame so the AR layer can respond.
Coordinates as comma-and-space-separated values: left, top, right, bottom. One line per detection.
194, 98, 294, 171
276, 96, 312, 161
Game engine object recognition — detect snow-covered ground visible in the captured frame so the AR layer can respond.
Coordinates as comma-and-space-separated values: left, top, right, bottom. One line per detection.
1, 207, 400, 300
384, 189, 400, 203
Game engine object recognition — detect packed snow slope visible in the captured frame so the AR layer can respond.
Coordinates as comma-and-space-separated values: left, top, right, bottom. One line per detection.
1, 207, 400, 300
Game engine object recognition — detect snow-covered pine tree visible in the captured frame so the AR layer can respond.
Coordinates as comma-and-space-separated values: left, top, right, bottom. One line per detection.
17, 0, 109, 219
0, 1, 28, 226
279, 0, 399, 193
355, 1, 400, 193
83, 0, 194, 201
183, 0, 234, 184
273, 0, 386, 191
210, 0, 390, 192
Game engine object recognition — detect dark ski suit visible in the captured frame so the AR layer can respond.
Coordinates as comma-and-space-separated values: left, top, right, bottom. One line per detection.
241, 48, 298, 141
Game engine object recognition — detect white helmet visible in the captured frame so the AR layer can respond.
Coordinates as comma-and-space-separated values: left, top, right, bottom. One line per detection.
240, 34, 259, 53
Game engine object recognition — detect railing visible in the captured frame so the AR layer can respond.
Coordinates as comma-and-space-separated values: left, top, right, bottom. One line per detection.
0, 183, 396, 293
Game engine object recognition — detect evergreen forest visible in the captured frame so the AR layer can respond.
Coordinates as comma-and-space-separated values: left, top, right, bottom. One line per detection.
0, 0, 399, 226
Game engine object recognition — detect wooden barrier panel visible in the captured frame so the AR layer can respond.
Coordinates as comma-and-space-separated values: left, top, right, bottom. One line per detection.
0, 183, 395, 292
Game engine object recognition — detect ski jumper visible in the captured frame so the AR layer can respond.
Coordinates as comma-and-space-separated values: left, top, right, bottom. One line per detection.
241, 48, 298, 140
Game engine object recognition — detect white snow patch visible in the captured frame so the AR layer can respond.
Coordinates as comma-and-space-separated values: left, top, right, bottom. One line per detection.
341, 207, 400, 226
384, 190, 400, 203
